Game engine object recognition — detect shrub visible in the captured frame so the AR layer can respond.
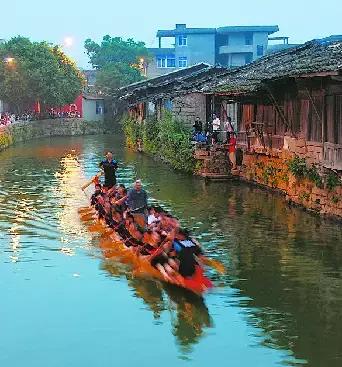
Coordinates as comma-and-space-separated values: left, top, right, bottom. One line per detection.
326, 172, 341, 191
287, 156, 307, 177
122, 111, 195, 172
306, 165, 323, 188
122, 115, 142, 148
287, 156, 323, 188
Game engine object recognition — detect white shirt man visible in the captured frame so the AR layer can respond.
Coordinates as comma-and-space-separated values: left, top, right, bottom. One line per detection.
212, 115, 221, 132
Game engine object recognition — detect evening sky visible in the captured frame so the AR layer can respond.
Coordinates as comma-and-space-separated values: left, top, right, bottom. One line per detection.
3, 0, 341, 68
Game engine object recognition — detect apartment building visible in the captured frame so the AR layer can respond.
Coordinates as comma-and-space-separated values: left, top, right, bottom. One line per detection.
147, 23, 283, 78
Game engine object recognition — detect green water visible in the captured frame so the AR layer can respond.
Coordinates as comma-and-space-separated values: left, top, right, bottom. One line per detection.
1, 134, 341, 367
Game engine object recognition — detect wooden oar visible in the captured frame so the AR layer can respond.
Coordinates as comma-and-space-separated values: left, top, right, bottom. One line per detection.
201, 257, 225, 274
80, 213, 96, 222
81, 172, 103, 191
78, 207, 93, 214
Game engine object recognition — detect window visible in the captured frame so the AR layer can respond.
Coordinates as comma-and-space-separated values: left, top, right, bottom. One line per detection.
157, 55, 176, 68
245, 33, 253, 45
167, 57, 176, 68
178, 56, 188, 68
96, 101, 103, 115
257, 45, 264, 56
178, 35, 187, 46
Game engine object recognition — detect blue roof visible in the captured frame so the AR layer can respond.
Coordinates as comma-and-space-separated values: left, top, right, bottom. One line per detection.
157, 25, 279, 38
157, 28, 216, 37
217, 26, 279, 34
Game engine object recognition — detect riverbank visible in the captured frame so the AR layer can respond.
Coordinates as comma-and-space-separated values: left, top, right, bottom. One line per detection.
126, 129, 342, 221
0, 119, 112, 151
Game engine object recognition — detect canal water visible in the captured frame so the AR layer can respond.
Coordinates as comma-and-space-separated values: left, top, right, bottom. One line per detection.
1, 134, 341, 367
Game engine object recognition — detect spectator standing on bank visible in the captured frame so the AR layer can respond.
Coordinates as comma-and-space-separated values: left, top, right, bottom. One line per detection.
224, 116, 234, 142
228, 132, 237, 170
212, 114, 221, 144
193, 116, 203, 133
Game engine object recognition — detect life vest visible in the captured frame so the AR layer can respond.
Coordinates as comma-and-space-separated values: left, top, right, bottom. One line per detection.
173, 239, 197, 253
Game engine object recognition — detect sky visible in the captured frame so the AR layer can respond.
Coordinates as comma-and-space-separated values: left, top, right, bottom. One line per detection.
2, 0, 341, 68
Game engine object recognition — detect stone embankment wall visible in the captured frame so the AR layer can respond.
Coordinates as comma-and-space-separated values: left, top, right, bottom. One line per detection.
194, 145, 231, 178
0, 119, 108, 151
238, 137, 342, 220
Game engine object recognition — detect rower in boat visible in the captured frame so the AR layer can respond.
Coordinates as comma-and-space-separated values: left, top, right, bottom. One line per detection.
127, 180, 148, 228
171, 228, 203, 278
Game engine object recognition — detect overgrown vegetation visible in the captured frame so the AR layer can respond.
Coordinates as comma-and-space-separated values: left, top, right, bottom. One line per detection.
122, 111, 195, 172
287, 156, 323, 188
287, 156, 307, 178
326, 172, 341, 191
0, 131, 13, 150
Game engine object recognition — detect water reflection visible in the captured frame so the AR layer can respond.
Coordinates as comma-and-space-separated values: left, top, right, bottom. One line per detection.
102, 259, 213, 353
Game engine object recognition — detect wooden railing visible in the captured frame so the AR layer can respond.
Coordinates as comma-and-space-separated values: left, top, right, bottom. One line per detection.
237, 130, 284, 152
323, 142, 342, 170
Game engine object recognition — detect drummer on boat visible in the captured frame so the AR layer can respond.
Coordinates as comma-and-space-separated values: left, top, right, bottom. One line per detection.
99, 151, 118, 189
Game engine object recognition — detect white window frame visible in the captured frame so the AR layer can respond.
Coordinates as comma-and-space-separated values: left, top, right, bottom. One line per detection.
178, 35, 187, 47
156, 55, 176, 69
178, 56, 188, 68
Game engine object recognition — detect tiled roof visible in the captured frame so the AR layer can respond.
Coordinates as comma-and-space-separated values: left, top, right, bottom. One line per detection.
113, 64, 226, 105
113, 36, 342, 105
202, 36, 342, 95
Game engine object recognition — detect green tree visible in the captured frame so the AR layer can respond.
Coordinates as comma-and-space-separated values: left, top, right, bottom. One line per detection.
95, 63, 143, 93
0, 36, 85, 113
84, 35, 149, 92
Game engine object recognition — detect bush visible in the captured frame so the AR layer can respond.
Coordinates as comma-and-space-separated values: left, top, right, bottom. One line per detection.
287, 156, 323, 188
326, 172, 341, 191
287, 156, 307, 177
306, 165, 323, 188
122, 111, 195, 172
122, 115, 142, 148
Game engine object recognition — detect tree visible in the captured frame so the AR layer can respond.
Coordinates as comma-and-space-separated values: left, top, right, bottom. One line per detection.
0, 37, 85, 113
84, 35, 149, 93
95, 63, 143, 93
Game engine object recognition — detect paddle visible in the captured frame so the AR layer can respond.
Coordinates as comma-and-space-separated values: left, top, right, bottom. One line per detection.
81, 171, 103, 191
201, 257, 225, 274
80, 213, 96, 222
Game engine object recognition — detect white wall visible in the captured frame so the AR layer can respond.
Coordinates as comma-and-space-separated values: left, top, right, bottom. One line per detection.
231, 53, 246, 66
82, 99, 104, 122
178, 33, 216, 65
252, 32, 268, 58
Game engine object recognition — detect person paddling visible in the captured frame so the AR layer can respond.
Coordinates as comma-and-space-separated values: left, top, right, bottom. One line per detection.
99, 151, 118, 189
127, 179, 148, 228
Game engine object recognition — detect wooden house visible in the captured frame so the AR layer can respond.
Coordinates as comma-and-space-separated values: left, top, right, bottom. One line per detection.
201, 36, 342, 170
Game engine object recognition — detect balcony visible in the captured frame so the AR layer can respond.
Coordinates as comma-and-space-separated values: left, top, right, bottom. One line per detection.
323, 142, 342, 170
219, 44, 254, 54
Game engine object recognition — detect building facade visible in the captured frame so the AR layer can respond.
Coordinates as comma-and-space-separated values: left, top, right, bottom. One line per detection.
147, 24, 282, 77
